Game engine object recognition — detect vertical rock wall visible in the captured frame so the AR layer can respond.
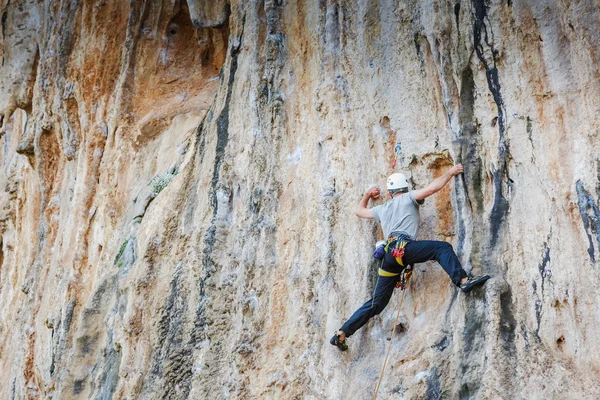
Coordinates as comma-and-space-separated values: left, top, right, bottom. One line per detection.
0, 0, 599, 399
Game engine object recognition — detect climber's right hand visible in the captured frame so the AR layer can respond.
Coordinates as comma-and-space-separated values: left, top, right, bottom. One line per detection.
366, 186, 380, 199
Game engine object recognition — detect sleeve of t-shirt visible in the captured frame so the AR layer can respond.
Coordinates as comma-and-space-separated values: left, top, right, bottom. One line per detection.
370, 205, 382, 222
409, 190, 424, 206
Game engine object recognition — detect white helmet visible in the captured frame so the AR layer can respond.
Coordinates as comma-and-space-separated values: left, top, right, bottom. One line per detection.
387, 173, 409, 192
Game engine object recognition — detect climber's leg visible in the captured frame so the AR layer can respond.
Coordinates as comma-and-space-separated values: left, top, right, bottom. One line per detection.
402, 240, 467, 286
338, 274, 399, 338
402, 240, 489, 292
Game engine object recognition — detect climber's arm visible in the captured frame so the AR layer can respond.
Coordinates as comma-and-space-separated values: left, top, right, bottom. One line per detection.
355, 187, 380, 219
414, 164, 463, 201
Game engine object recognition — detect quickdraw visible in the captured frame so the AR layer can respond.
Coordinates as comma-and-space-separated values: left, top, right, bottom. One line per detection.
395, 266, 412, 289
391, 143, 402, 170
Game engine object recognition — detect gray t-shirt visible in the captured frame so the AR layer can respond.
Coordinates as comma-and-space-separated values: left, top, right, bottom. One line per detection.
370, 191, 423, 239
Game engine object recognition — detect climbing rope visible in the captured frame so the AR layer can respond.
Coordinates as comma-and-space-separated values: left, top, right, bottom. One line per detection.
372, 138, 407, 399
372, 269, 412, 400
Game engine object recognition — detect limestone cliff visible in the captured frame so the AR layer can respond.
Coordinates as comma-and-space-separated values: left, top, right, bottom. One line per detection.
1, 0, 599, 399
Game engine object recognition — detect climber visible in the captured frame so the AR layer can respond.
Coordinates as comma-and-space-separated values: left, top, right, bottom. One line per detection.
330, 164, 490, 351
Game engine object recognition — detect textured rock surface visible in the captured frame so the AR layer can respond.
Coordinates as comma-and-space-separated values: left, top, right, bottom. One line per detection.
1, 0, 600, 398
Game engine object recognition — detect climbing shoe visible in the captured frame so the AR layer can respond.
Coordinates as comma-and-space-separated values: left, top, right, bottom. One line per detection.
330, 333, 348, 351
460, 275, 490, 293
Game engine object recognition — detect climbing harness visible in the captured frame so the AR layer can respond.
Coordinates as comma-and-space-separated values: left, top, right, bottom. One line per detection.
370, 233, 412, 311
382, 232, 411, 268
373, 267, 413, 400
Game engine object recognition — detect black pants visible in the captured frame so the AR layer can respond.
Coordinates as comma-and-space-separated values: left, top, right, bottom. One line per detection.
339, 240, 467, 337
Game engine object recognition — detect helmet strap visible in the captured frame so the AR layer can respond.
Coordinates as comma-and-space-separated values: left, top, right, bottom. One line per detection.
389, 188, 409, 197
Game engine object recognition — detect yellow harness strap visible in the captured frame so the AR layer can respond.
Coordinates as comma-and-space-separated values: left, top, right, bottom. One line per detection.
377, 268, 400, 277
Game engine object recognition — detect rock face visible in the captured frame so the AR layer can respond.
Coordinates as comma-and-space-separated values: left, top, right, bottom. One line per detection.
1, 0, 599, 398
